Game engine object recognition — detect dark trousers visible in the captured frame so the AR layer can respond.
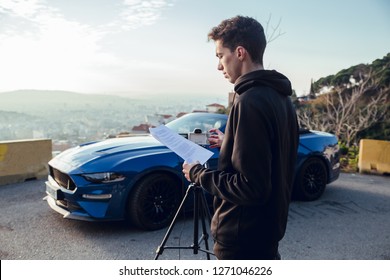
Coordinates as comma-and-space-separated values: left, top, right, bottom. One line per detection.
214, 242, 281, 260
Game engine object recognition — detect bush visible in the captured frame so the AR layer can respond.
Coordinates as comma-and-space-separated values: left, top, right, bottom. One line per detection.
339, 142, 359, 172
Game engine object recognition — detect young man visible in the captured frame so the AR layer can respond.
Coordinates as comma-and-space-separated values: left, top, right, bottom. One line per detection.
182, 15, 299, 260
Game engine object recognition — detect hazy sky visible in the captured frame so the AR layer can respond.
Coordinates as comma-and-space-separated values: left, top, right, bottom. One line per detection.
0, 0, 389, 97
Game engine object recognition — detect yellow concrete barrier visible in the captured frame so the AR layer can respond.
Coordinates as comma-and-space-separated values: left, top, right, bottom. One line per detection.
0, 139, 52, 186
358, 139, 390, 175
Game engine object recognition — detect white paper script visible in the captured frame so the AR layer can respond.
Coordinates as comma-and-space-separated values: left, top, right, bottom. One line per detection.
149, 125, 213, 164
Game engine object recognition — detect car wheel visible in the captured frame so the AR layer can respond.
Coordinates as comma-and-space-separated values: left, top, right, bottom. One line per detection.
127, 173, 182, 230
294, 157, 328, 201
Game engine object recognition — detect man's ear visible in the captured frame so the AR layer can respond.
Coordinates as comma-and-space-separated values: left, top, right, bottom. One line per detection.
236, 46, 246, 61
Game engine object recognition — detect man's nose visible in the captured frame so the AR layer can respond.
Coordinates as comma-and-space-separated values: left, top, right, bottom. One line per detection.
217, 63, 223, 71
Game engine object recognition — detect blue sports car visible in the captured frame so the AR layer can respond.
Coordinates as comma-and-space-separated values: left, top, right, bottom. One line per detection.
44, 113, 340, 230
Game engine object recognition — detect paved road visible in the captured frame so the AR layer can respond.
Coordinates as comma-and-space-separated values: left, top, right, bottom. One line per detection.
0, 172, 389, 260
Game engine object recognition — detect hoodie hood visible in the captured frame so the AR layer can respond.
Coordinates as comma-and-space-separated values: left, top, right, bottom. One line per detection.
234, 70, 292, 96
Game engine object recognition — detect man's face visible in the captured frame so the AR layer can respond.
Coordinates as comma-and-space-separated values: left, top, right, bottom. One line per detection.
215, 40, 242, 84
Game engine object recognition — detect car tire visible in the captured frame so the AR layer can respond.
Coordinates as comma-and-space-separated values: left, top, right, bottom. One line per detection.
127, 173, 182, 230
293, 157, 328, 201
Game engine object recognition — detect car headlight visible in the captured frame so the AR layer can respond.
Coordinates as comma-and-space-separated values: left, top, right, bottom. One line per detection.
82, 172, 125, 183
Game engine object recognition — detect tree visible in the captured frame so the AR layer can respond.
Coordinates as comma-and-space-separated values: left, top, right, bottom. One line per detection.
296, 73, 388, 147
264, 14, 285, 43
308, 79, 316, 100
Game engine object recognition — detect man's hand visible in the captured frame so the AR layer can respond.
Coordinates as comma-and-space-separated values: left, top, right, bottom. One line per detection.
182, 161, 199, 182
208, 128, 224, 148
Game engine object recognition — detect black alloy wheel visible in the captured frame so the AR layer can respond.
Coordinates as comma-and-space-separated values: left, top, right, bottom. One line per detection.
127, 173, 182, 230
294, 157, 328, 201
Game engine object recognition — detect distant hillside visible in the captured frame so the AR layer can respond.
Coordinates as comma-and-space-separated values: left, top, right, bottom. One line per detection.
0, 89, 227, 117
0, 89, 228, 145
296, 53, 390, 143
313, 53, 390, 92
0, 90, 140, 116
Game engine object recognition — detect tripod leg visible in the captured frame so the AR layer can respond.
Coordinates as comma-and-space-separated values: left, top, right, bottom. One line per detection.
191, 186, 214, 257
153, 183, 214, 260
192, 185, 200, 255
199, 190, 212, 259
154, 184, 194, 260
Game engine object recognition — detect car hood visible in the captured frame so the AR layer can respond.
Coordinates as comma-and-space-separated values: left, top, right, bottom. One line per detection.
49, 135, 169, 172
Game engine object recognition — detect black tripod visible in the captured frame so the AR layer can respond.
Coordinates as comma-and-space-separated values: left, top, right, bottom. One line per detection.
154, 182, 215, 260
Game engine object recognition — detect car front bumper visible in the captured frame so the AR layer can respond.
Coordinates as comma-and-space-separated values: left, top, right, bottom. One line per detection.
43, 194, 95, 221
44, 177, 121, 221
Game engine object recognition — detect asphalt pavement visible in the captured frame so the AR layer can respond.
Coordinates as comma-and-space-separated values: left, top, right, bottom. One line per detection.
0, 172, 389, 260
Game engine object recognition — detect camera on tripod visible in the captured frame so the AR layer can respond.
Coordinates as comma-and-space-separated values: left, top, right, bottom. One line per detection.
188, 128, 208, 145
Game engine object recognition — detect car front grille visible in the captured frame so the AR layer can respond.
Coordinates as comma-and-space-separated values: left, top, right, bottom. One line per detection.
50, 167, 77, 191
57, 199, 82, 211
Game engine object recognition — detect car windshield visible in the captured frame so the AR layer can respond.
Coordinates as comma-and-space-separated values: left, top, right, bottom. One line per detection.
166, 113, 226, 134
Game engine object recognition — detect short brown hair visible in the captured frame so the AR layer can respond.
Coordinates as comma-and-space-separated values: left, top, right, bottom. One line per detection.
208, 15, 266, 65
